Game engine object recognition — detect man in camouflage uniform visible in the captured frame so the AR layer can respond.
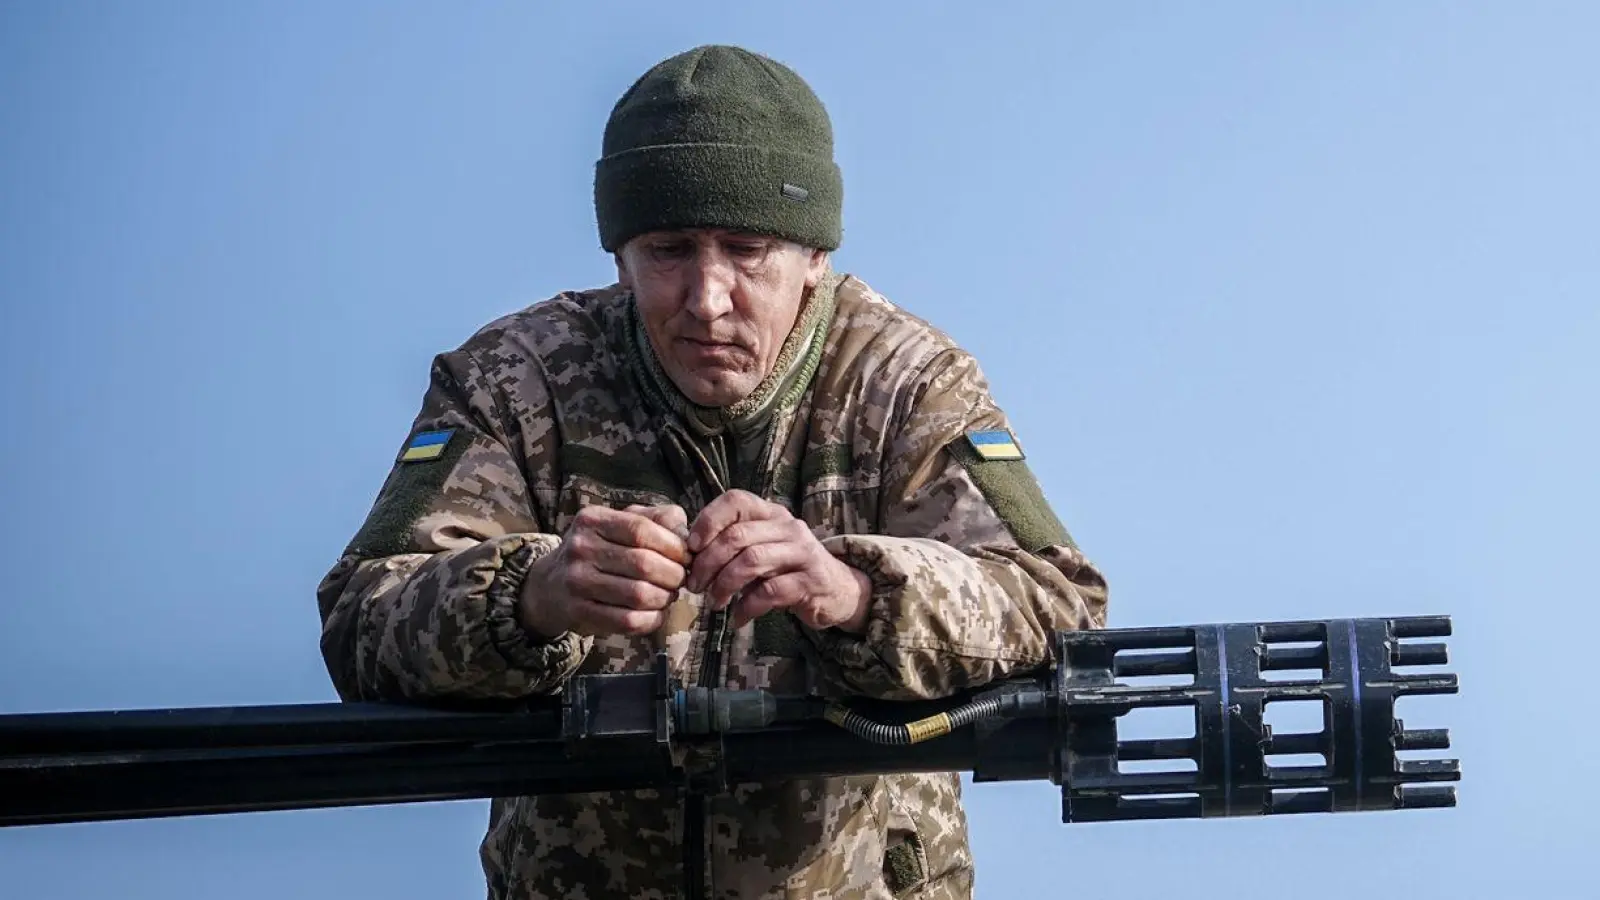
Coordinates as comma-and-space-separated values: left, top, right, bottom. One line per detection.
317, 44, 1108, 900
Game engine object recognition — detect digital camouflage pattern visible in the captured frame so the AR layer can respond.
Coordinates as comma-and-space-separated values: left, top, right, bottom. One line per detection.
316, 271, 1110, 899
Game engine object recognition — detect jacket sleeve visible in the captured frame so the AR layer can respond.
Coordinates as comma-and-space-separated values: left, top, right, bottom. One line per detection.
801, 347, 1109, 701
315, 348, 589, 704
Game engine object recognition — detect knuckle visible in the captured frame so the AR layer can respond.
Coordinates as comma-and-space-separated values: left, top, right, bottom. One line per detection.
567, 530, 595, 556
624, 518, 652, 546
620, 546, 651, 573
627, 580, 664, 609
661, 562, 687, 590
709, 569, 737, 598
740, 543, 772, 569
622, 610, 663, 635
644, 549, 679, 580
561, 548, 590, 576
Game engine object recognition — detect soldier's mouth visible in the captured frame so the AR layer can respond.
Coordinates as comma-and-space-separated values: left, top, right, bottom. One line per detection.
676, 337, 746, 359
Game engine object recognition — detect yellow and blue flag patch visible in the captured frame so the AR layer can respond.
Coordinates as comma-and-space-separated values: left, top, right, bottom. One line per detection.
966, 428, 1024, 461
398, 428, 456, 463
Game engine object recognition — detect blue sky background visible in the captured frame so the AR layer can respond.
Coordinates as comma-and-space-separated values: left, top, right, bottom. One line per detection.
1, 2, 1593, 897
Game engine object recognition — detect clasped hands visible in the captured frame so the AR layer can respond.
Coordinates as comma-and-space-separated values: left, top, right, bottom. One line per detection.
517, 490, 872, 641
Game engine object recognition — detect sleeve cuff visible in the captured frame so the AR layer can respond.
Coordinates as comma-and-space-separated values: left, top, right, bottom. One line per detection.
483, 534, 589, 676
794, 534, 910, 694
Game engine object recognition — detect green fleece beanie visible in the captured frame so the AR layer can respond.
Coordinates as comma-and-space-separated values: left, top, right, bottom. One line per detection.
594, 45, 843, 253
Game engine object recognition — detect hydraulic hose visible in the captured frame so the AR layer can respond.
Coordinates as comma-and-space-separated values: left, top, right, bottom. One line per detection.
821, 689, 1047, 744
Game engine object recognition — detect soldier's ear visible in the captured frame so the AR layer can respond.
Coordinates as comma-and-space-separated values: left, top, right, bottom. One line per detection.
614, 251, 633, 290
803, 247, 830, 288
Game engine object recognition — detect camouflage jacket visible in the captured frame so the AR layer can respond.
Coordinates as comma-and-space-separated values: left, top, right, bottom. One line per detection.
315, 271, 1109, 900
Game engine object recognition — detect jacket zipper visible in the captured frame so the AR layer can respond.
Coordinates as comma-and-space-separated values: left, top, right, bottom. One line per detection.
681, 408, 795, 900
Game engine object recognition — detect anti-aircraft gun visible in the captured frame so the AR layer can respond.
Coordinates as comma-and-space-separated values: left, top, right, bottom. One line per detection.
0, 614, 1459, 828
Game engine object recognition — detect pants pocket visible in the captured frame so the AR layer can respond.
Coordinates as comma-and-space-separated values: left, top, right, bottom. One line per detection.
881, 787, 930, 897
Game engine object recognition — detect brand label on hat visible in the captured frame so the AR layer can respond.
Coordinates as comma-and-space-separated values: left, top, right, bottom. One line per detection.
781, 183, 809, 202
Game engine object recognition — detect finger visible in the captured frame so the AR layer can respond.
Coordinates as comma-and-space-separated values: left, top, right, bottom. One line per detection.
577, 505, 690, 565
589, 541, 687, 591
570, 567, 678, 611
647, 504, 691, 540
707, 539, 811, 609
687, 489, 779, 554
685, 517, 798, 595
623, 503, 691, 540
569, 597, 668, 637
729, 573, 808, 629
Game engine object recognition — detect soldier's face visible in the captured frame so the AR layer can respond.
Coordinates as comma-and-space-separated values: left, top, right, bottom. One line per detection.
617, 228, 828, 407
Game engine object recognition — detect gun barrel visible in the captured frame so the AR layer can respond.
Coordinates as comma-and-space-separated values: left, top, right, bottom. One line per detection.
0, 615, 1461, 831
1396, 728, 1451, 752
0, 701, 563, 756
1260, 645, 1326, 671
1112, 650, 1194, 678
0, 718, 997, 828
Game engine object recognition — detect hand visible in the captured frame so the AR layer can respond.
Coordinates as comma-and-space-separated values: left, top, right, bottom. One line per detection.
518, 503, 690, 639
685, 490, 872, 633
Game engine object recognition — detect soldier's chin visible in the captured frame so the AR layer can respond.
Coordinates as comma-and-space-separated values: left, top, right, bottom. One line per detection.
674, 367, 757, 408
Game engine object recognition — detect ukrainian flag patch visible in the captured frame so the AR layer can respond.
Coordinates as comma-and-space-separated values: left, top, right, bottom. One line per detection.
399, 428, 456, 463
966, 428, 1024, 461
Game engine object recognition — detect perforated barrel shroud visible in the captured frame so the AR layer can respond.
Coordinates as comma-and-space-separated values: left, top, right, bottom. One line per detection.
1053, 615, 1460, 822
